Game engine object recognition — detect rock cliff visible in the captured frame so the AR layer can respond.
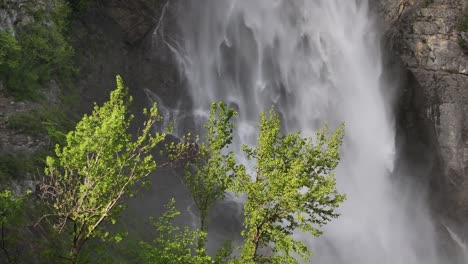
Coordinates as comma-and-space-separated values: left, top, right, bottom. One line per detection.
376, 0, 468, 250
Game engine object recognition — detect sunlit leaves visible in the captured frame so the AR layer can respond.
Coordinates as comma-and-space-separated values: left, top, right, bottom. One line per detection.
39, 76, 166, 262
139, 199, 214, 264
168, 102, 239, 250
235, 109, 345, 264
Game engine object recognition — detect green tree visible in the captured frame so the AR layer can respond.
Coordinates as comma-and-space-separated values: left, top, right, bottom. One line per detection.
0, 31, 21, 79
7, 23, 74, 99
0, 0, 75, 100
139, 199, 214, 264
38, 76, 166, 263
170, 102, 238, 250
234, 109, 345, 264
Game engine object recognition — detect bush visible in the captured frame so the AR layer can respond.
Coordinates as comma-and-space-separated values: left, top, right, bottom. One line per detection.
0, 152, 45, 181
7, 107, 75, 144
0, 31, 21, 73
7, 112, 46, 135
0, 0, 75, 100
66, 0, 94, 14
3, 24, 75, 100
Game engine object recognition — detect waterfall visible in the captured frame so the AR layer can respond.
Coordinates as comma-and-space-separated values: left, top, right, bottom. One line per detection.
173, 0, 440, 263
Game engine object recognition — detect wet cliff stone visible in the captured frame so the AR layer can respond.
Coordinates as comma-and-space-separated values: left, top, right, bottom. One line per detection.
376, 0, 468, 248
73, 0, 186, 112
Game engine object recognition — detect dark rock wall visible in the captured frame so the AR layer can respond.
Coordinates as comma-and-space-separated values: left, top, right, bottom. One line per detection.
72, 0, 186, 112
376, 0, 468, 247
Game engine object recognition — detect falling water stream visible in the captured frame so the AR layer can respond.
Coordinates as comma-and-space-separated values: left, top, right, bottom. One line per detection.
170, 0, 442, 263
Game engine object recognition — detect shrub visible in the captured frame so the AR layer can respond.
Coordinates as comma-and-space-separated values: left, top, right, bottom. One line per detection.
0, 0, 75, 100
3, 24, 75, 100
0, 152, 45, 181
66, 0, 94, 13
0, 31, 21, 73
7, 106, 75, 144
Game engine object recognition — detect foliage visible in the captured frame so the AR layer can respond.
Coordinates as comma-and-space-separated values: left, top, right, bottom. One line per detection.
459, 8, 468, 32
0, 152, 46, 181
66, 0, 94, 14
6, 113, 44, 135
38, 76, 167, 263
0, 0, 75, 100
169, 102, 238, 250
50, 0, 74, 32
0, 31, 21, 81
7, 106, 75, 145
0, 189, 30, 264
138, 199, 214, 264
4, 24, 74, 99
232, 109, 345, 264
0, 75, 346, 262
458, 8, 468, 55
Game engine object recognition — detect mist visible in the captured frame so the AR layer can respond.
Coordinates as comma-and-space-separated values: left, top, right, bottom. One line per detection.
169, 0, 442, 263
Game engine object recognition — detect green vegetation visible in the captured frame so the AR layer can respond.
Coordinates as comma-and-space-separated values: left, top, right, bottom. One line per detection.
7, 106, 75, 143
0, 152, 46, 181
0, 189, 30, 264
171, 107, 344, 263
138, 199, 213, 264
2, 105, 76, 181
39, 76, 166, 263
459, 8, 468, 32
0, 77, 345, 263
458, 8, 468, 55
0, 0, 75, 100
0, 0, 78, 182
169, 102, 239, 251
10, 24, 74, 99
0, 31, 21, 86
235, 111, 344, 263
66, 0, 94, 14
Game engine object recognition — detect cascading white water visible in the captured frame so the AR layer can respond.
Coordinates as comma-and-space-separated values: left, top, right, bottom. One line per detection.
174, 0, 441, 263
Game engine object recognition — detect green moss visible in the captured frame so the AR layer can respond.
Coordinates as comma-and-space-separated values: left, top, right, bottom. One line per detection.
459, 8, 468, 32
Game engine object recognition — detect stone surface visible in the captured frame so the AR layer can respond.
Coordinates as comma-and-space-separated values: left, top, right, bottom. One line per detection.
376, 0, 468, 252
72, 0, 187, 111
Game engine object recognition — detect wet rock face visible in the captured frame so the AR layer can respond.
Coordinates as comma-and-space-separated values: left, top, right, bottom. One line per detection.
102, 0, 168, 44
73, 0, 186, 112
376, 0, 468, 238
